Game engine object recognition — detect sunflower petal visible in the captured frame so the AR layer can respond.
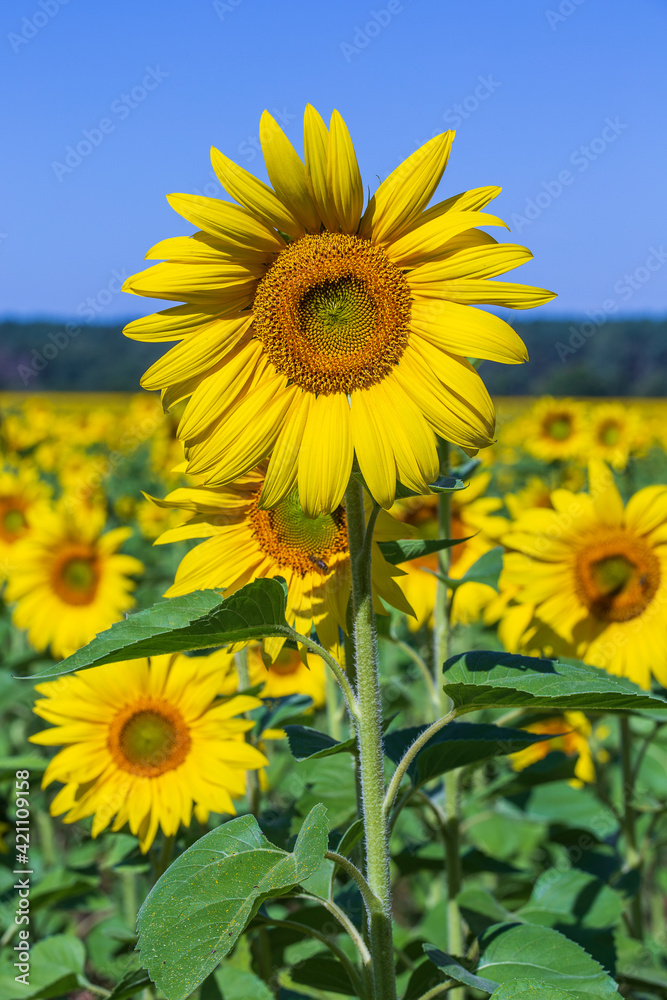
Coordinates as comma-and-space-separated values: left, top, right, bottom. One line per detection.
407, 243, 533, 283
210, 146, 304, 239
259, 111, 321, 232
141, 318, 253, 389
385, 211, 508, 267
327, 110, 364, 234
298, 393, 353, 517
260, 392, 314, 509
360, 131, 455, 244
166, 193, 285, 252
419, 279, 556, 309
303, 104, 337, 231
123, 305, 223, 343
410, 299, 528, 364
350, 389, 397, 509
123, 262, 258, 305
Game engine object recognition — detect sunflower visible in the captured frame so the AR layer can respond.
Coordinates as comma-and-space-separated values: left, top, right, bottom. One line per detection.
6, 501, 143, 659
124, 106, 554, 516
152, 465, 414, 660
499, 460, 667, 689
391, 471, 508, 629
510, 711, 594, 786
30, 654, 266, 852
0, 465, 51, 580
504, 475, 554, 520
522, 398, 588, 464
586, 401, 643, 471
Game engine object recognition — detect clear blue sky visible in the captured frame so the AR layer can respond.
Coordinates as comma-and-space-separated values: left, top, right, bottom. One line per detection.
2, 0, 666, 324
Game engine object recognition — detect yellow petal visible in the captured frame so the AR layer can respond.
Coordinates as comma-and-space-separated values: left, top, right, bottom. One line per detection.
210, 146, 304, 239
407, 338, 496, 434
186, 375, 298, 484
259, 111, 320, 232
626, 485, 667, 536
123, 261, 259, 304
145, 232, 273, 266
407, 243, 533, 283
416, 279, 556, 309
414, 185, 502, 226
385, 211, 508, 267
303, 104, 337, 231
166, 193, 285, 252
260, 392, 314, 509
350, 388, 397, 509
123, 305, 222, 343
588, 459, 624, 526
298, 393, 353, 517
393, 347, 495, 450
327, 110, 363, 234
410, 300, 528, 364
360, 131, 455, 244
177, 340, 266, 440
141, 317, 253, 389
364, 378, 438, 495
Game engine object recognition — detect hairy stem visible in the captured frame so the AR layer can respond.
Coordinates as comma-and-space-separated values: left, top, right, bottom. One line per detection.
345, 477, 397, 1000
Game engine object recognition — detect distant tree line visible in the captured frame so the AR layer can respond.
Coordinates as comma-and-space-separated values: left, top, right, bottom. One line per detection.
1, 317, 665, 396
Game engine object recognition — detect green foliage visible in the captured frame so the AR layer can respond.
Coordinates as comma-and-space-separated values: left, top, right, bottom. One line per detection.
137, 804, 328, 1000
377, 535, 472, 565
34, 579, 294, 678
443, 650, 667, 712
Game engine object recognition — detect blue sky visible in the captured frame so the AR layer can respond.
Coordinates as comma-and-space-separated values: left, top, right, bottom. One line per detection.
2, 0, 666, 324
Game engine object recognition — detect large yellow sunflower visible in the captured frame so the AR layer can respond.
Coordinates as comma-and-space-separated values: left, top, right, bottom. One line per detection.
498, 461, 667, 689
30, 654, 266, 852
152, 465, 414, 659
124, 106, 554, 516
391, 471, 507, 628
6, 501, 143, 659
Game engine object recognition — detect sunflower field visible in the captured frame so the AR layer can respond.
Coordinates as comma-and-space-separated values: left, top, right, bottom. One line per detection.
3, 109, 667, 1000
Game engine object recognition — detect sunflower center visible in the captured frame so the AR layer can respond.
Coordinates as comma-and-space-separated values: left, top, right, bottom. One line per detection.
574, 530, 660, 622
269, 649, 302, 676
252, 232, 412, 394
598, 420, 620, 446
109, 701, 191, 777
0, 499, 27, 542
545, 415, 572, 441
250, 486, 348, 576
51, 547, 100, 605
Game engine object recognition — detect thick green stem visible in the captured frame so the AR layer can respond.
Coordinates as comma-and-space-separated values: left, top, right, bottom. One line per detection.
620, 715, 644, 940
434, 439, 465, 975
345, 477, 397, 1000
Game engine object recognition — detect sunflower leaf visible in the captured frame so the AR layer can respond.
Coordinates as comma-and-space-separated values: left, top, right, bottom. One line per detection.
443, 651, 667, 714
137, 804, 328, 1000
31, 579, 292, 679
423, 944, 499, 994
284, 724, 357, 761
394, 474, 466, 499
377, 535, 474, 565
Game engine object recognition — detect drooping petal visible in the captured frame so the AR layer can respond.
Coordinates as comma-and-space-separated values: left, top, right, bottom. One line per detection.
122, 261, 259, 305
350, 388, 397, 509
260, 392, 314, 509
166, 193, 285, 252
140, 318, 253, 389
409, 299, 528, 364
298, 393, 353, 517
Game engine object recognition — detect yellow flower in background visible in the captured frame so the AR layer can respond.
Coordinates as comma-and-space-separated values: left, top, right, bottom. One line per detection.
218, 645, 327, 709
31, 654, 266, 852
586, 401, 642, 471
522, 397, 588, 463
392, 471, 507, 628
0, 465, 52, 579
499, 461, 667, 689
6, 501, 143, 659
510, 711, 594, 786
124, 105, 554, 516
151, 464, 414, 660
504, 475, 554, 520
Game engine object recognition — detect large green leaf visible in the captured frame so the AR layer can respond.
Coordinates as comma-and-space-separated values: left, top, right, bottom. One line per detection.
34, 579, 291, 679
284, 725, 356, 761
490, 982, 592, 1000
290, 954, 357, 995
0, 935, 86, 1000
377, 535, 472, 565
519, 869, 623, 931
443, 651, 667, 713
383, 721, 550, 784
138, 804, 328, 1000
476, 923, 621, 998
